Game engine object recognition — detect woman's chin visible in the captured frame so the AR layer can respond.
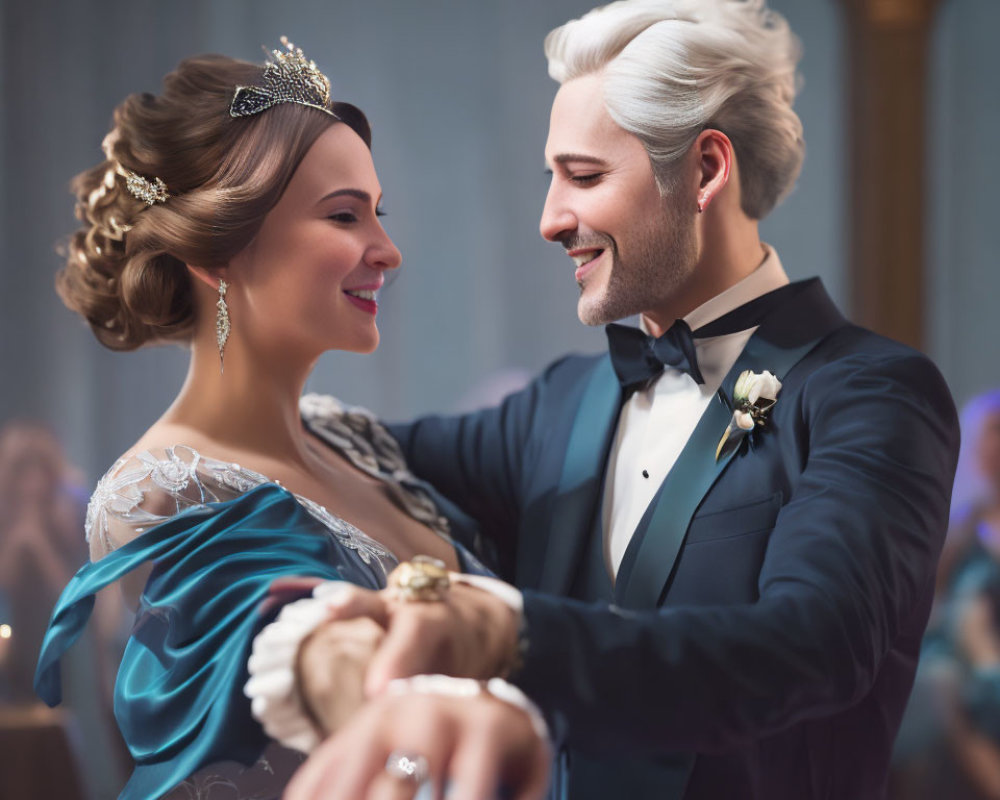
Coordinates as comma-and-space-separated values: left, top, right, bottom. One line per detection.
339, 329, 380, 355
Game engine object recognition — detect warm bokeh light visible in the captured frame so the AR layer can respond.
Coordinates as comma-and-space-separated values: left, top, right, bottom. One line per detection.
0, 624, 11, 639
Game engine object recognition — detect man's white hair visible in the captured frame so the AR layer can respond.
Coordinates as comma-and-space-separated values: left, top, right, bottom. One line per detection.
544, 0, 804, 219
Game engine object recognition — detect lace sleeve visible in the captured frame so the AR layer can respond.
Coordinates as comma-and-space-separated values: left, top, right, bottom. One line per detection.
299, 394, 410, 476
299, 393, 504, 578
86, 446, 254, 558
299, 394, 454, 540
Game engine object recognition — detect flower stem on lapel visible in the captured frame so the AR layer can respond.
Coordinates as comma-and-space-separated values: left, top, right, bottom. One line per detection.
715, 370, 782, 461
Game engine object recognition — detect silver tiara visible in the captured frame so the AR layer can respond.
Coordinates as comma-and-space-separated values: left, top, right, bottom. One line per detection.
230, 37, 338, 119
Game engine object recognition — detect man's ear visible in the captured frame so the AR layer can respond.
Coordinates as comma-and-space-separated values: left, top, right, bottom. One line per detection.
694, 129, 734, 213
187, 265, 226, 290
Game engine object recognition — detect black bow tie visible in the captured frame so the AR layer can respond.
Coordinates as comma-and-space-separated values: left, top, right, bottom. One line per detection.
606, 320, 705, 390
605, 283, 800, 393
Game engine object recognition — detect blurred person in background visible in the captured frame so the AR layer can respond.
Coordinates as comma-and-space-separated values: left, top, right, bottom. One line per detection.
940, 390, 1000, 596
938, 390, 1000, 799
0, 421, 127, 799
891, 389, 1000, 800
0, 422, 88, 700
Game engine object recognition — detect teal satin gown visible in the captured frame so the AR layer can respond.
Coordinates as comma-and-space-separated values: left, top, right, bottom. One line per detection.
35, 397, 494, 799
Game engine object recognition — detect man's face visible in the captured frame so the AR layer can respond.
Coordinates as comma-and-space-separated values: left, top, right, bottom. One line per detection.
540, 73, 697, 326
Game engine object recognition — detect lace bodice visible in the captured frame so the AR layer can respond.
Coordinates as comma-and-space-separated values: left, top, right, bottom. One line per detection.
85, 393, 454, 578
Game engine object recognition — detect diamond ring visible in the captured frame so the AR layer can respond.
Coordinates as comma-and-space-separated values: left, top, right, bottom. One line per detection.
384, 750, 430, 783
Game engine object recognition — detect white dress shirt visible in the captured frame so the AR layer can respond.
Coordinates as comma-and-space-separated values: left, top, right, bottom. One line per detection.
602, 246, 789, 580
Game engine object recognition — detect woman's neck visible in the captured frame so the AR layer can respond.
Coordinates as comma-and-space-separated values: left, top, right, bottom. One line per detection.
160, 335, 317, 467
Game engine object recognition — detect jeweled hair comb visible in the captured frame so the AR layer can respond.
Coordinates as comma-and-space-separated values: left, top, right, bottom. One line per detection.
121, 168, 169, 206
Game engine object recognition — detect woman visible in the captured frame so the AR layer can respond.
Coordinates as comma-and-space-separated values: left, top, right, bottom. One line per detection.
36, 40, 546, 800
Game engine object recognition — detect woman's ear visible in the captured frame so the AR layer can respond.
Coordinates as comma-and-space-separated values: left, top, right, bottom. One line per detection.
187, 265, 226, 290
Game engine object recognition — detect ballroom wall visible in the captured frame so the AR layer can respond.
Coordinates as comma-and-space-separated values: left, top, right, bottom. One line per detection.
0, 0, 995, 485
927, 0, 1000, 417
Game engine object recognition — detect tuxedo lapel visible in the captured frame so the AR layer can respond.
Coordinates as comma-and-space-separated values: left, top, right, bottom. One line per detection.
538, 355, 622, 595
615, 280, 844, 609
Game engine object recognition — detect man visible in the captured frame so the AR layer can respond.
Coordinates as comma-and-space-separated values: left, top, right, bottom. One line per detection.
278, 1, 959, 797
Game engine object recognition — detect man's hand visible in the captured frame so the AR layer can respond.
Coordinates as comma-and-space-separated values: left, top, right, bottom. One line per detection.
305, 581, 520, 698
283, 687, 551, 800
262, 576, 521, 740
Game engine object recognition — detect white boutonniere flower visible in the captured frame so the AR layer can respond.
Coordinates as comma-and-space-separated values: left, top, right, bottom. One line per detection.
715, 370, 782, 460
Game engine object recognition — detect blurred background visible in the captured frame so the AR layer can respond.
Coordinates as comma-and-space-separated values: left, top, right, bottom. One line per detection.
0, 0, 998, 797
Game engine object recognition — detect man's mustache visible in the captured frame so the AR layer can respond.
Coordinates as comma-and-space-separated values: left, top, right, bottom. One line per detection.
560, 235, 614, 253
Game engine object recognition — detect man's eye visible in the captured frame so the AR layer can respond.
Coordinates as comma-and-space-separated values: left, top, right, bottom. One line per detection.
571, 173, 601, 185
328, 212, 358, 223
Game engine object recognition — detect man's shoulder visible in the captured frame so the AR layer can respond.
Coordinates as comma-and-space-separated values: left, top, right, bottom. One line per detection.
530, 350, 608, 391
779, 278, 930, 368
806, 321, 941, 377
792, 321, 955, 420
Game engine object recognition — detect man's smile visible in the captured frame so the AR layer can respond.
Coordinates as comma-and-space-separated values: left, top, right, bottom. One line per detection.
568, 247, 607, 282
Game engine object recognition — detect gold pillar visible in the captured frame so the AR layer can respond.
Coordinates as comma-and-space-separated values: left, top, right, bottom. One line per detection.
839, 0, 940, 350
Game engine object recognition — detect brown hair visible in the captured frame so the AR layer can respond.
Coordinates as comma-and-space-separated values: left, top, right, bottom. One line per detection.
58, 54, 371, 350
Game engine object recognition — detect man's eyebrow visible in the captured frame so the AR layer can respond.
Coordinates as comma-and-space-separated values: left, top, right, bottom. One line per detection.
550, 153, 610, 167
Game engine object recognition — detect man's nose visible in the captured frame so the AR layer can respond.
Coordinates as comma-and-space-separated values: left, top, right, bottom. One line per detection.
539, 187, 577, 243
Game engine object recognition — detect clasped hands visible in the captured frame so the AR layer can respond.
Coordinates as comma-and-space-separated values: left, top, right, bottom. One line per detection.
267, 573, 550, 799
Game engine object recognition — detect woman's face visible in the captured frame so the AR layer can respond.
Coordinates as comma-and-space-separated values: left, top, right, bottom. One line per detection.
228, 123, 401, 358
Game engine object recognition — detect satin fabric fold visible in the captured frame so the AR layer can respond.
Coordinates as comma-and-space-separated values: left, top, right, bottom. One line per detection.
35, 484, 387, 800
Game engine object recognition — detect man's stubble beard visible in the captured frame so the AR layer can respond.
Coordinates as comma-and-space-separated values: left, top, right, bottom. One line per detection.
577, 193, 697, 326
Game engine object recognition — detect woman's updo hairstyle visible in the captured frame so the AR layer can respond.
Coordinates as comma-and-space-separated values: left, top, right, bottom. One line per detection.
59, 53, 370, 350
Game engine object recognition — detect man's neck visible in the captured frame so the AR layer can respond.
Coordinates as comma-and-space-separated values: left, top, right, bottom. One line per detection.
642, 218, 766, 338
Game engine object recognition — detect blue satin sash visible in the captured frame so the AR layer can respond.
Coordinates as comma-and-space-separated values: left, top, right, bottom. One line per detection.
35, 484, 392, 799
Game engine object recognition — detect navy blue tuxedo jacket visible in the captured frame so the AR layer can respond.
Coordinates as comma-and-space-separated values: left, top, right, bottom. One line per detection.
388, 280, 959, 799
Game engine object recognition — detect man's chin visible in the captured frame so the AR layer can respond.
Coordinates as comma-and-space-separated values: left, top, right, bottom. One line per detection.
577, 301, 608, 327
577, 295, 635, 327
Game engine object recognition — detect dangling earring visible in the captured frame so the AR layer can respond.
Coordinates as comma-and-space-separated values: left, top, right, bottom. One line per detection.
216, 279, 231, 374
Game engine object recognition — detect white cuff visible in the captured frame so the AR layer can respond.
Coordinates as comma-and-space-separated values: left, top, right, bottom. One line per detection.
384, 674, 550, 744
244, 581, 351, 753
244, 577, 530, 755
449, 573, 524, 613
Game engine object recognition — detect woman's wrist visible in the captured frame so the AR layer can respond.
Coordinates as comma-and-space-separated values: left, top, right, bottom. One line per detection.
245, 582, 355, 753
383, 674, 551, 744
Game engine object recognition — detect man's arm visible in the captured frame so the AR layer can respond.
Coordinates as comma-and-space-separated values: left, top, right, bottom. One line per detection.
304, 351, 956, 758
387, 355, 582, 567
514, 351, 958, 753
327, 351, 955, 751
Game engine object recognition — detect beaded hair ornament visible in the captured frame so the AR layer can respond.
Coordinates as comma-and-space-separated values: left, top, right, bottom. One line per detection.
118, 166, 168, 206
118, 37, 337, 207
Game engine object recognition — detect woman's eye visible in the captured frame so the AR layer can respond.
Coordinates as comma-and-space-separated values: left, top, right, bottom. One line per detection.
375, 206, 387, 218
571, 173, 601, 185
328, 212, 358, 223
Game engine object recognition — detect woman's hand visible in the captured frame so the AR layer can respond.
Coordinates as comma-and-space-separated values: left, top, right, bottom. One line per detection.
250, 578, 386, 747
297, 616, 386, 735
284, 684, 551, 800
